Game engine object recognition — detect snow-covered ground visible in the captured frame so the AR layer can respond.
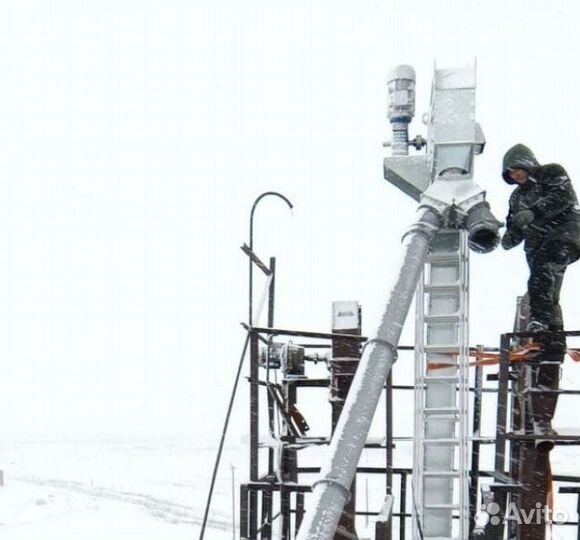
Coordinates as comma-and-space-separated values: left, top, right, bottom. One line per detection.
1, 428, 579, 539
1, 356, 579, 539
0, 438, 246, 540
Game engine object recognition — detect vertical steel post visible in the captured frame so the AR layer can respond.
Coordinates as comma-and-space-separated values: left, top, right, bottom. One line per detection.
470, 355, 484, 534
491, 333, 511, 540
400, 471, 407, 540
296, 492, 305, 533
240, 485, 249, 540
250, 332, 260, 538
261, 489, 273, 540
281, 379, 297, 539
495, 335, 510, 478
268, 257, 276, 328
330, 302, 361, 540
264, 256, 276, 540
281, 484, 291, 540
576, 495, 580, 540
386, 371, 393, 540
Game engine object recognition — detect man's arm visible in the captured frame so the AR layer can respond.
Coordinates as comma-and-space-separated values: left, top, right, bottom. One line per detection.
530, 164, 576, 221
502, 191, 524, 249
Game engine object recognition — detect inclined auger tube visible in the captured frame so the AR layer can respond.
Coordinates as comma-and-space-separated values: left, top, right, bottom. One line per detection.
295, 206, 442, 540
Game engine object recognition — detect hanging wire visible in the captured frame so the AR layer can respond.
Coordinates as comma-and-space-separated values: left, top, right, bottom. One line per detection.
198, 332, 250, 540
199, 276, 275, 540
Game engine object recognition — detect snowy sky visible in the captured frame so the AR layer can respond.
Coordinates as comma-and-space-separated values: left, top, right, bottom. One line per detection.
0, 0, 578, 442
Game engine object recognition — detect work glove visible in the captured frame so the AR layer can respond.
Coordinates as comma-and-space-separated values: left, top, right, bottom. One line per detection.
512, 209, 535, 229
501, 231, 522, 250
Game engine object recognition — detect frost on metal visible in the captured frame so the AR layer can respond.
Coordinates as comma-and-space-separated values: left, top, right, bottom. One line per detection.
434, 65, 476, 90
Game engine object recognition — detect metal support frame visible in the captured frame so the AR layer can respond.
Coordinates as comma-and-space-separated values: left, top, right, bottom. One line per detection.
249, 331, 260, 539
240, 311, 432, 540
488, 330, 580, 540
239, 327, 580, 540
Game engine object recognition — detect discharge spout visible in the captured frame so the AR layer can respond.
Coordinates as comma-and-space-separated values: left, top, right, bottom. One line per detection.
295, 205, 441, 540
465, 201, 501, 253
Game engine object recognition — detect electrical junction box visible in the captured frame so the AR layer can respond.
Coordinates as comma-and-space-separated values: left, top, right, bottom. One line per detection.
259, 342, 282, 369
332, 301, 360, 331
281, 344, 305, 378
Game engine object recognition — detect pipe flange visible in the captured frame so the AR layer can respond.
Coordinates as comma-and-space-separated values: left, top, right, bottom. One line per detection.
362, 338, 399, 362
402, 206, 441, 242
311, 478, 352, 502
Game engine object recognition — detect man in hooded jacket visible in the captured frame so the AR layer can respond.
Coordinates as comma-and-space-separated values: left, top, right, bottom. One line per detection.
501, 143, 580, 332
501, 143, 580, 446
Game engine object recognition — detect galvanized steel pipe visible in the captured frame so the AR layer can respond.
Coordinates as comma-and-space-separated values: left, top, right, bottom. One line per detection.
296, 206, 442, 540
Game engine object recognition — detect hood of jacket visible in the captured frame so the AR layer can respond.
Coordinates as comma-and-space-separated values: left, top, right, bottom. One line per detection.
502, 144, 540, 184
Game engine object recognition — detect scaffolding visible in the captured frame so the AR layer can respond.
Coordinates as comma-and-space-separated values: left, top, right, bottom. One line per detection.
238, 319, 580, 540
230, 193, 580, 540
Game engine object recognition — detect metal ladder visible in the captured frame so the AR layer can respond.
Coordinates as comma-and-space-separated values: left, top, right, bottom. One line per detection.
413, 229, 470, 540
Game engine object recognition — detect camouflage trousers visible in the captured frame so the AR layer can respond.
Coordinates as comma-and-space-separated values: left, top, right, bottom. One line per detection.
526, 242, 578, 329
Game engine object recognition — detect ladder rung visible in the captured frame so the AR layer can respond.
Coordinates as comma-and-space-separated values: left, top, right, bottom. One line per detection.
423, 504, 460, 511
424, 407, 460, 416
424, 284, 460, 293
423, 470, 460, 477
427, 252, 460, 263
424, 375, 459, 382
424, 314, 461, 323
424, 345, 461, 354
423, 438, 460, 445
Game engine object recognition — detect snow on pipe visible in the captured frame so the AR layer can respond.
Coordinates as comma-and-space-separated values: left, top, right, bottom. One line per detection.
295, 205, 442, 540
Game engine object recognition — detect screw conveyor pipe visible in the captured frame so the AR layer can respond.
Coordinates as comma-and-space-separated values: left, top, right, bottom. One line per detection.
296, 205, 442, 540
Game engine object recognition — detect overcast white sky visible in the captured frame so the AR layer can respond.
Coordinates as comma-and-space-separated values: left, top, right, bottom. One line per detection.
0, 0, 578, 442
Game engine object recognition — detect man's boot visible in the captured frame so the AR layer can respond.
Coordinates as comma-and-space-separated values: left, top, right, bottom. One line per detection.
531, 361, 560, 451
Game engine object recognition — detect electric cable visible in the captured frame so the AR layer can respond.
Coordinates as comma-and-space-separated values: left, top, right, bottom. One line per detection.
198, 331, 251, 540
200, 272, 276, 539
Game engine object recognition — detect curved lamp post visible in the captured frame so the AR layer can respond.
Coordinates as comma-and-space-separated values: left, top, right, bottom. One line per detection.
248, 191, 293, 325
198, 191, 293, 540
